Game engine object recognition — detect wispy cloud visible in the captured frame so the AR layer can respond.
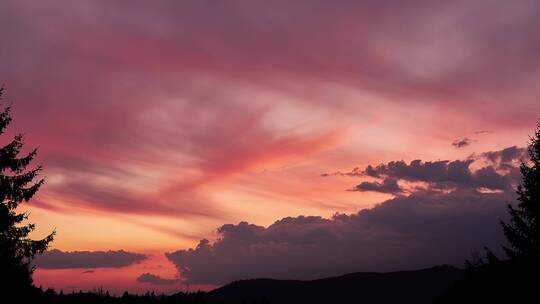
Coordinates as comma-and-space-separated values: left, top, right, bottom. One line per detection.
452, 138, 472, 148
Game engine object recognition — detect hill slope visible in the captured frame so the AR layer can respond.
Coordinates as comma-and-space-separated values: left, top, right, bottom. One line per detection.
207, 265, 463, 304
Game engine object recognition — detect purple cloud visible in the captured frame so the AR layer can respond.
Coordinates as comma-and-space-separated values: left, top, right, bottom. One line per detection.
482, 146, 527, 167
34, 249, 147, 269
353, 177, 403, 194
166, 147, 523, 284
166, 189, 513, 285
338, 147, 525, 193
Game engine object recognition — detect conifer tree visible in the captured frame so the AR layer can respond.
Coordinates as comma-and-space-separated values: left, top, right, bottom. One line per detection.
501, 121, 540, 260
0, 87, 54, 294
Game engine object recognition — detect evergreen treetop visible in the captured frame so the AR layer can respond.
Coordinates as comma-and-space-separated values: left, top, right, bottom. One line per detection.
502, 121, 540, 260
0, 87, 54, 294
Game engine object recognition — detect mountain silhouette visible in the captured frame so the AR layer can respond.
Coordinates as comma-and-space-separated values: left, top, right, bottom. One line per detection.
204, 265, 463, 304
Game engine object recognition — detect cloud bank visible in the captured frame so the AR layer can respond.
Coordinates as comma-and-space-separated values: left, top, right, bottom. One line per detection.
34, 249, 147, 269
353, 177, 402, 194
331, 146, 526, 195
166, 147, 523, 284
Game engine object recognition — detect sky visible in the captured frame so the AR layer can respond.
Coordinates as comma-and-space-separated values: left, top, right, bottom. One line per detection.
1, 0, 540, 295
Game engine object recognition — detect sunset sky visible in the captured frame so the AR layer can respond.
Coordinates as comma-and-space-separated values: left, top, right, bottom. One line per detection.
1, 0, 540, 295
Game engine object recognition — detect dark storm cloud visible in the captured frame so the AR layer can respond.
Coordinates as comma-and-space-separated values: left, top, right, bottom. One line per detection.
353, 177, 403, 194
34, 249, 147, 269
452, 137, 472, 148
363, 159, 476, 182
136, 273, 181, 286
166, 147, 524, 285
166, 189, 514, 285
375, 159, 512, 191
332, 147, 526, 192
482, 146, 527, 167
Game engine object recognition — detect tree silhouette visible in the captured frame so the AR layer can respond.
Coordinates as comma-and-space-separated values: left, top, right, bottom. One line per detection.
501, 121, 540, 260
437, 121, 540, 303
0, 88, 55, 296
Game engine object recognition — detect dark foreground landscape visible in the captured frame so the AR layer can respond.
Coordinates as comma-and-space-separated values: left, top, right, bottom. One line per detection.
21, 259, 539, 303
24, 266, 463, 303
206, 265, 462, 304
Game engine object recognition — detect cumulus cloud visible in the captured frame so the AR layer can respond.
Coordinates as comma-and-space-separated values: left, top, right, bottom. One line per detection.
364, 159, 475, 182
166, 190, 513, 285
344, 147, 525, 194
166, 147, 523, 285
325, 147, 525, 191
34, 249, 147, 269
482, 146, 527, 169
352, 177, 402, 194
137, 273, 181, 286
452, 137, 472, 148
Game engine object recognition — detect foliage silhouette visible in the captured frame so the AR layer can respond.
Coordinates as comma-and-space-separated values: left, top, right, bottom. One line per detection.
0, 87, 55, 298
29, 288, 212, 304
437, 121, 540, 303
502, 121, 540, 260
